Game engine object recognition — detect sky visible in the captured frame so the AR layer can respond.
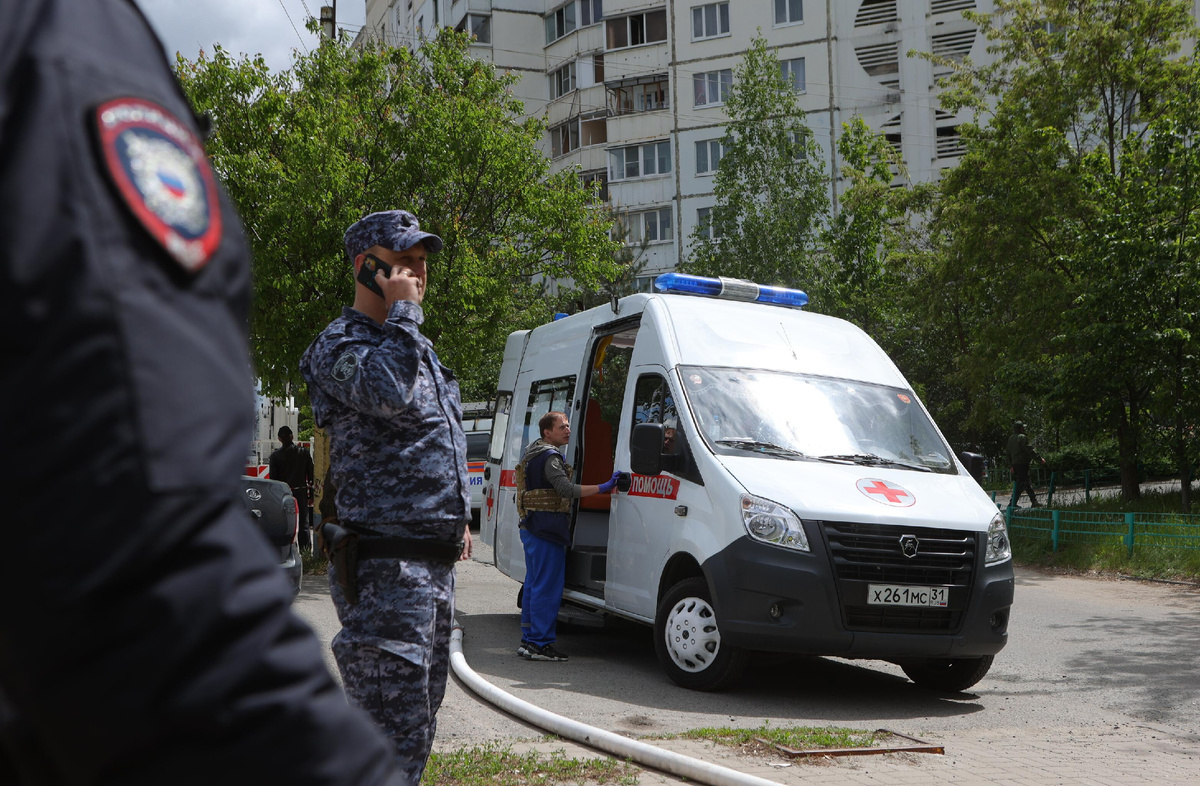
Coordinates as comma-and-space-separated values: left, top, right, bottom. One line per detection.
135, 0, 367, 72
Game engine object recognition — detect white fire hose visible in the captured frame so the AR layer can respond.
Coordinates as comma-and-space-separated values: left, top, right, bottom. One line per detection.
449, 624, 785, 786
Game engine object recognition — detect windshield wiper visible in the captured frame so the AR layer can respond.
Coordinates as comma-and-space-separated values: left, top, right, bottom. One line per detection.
715, 438, 806, 458
818, 453, 932, 472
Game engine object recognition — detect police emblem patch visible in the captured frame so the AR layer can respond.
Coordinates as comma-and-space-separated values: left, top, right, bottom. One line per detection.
331, 351, 359, 382
94, 97, 222, 272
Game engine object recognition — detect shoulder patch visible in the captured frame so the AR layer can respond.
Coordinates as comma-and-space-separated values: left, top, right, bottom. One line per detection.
94, 97, 223, 272
331, 350, 359, 382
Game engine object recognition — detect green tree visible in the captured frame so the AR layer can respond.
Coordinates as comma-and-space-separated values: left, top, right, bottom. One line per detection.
177, 27, 621, 401
818, 116, 924, 338
681, 33, 827, 288
924, 0, 1200, 501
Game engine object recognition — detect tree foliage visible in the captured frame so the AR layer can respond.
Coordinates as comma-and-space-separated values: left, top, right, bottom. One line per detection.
177, 27, 621, 401
681, 33, 827, 288
924, 0, 1200, 500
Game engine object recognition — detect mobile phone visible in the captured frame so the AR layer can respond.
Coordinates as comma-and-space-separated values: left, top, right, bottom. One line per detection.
357, 253, 392, 298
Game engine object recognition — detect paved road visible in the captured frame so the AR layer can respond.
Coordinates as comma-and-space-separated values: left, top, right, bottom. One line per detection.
294, 540, 1200, 784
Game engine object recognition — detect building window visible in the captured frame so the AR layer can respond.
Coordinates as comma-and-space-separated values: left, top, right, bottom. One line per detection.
779, 57, 805, 92
580, 169, 609, 202
549, 62, 577, 100
607, 76, 670, 114
606, 9, 667, 49
693, 69, 732, 107
695, 139, 724, 174
774, 0, 803, 25
580, 112, 608, 147
581, 0, 604, 26
609, 141, 671, 181
456, 14, 491, 44
551, 119, 581, 158
620, 207, 674, 243
790, 131, 808, 160
546, 2, 577, 43
692, 2, 730, 40
696, 206, 723, 239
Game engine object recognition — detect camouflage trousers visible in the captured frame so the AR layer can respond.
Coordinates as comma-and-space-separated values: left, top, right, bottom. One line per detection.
330, 555, 456, 785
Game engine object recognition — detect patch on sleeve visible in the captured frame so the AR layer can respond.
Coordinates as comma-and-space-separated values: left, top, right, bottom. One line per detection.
331, 351, 359, 382
94, 97, 223, 272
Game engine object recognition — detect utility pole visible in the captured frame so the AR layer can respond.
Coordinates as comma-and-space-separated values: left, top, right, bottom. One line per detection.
320, 4, 335, 40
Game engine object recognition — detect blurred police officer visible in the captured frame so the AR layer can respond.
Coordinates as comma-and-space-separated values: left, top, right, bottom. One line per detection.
301, 210, 473, 783
0, 2, 404, 784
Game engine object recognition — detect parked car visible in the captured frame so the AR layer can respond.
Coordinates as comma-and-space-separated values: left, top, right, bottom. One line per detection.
239, 475, 302, 595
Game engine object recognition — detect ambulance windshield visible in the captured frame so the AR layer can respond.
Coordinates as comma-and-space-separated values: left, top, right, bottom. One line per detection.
678, 366, 956, 474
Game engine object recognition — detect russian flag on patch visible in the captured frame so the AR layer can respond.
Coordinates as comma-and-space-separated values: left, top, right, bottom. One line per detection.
94, 97, 222, 272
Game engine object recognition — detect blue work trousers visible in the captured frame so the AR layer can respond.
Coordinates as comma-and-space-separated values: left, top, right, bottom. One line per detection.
520, 528, 566, 647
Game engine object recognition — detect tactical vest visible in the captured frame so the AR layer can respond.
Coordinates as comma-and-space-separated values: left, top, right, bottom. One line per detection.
516, 449, 572, 519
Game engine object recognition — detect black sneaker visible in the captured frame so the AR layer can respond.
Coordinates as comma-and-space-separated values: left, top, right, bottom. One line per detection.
526, 643, 568, 662
517, 640, 533, 659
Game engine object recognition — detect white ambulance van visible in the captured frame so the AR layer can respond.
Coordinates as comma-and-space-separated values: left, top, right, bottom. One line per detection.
480, 274, 1013, 692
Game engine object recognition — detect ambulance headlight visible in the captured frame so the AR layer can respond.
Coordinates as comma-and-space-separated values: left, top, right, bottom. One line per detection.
741, 494, 810, 552
985, 512, 1011, 565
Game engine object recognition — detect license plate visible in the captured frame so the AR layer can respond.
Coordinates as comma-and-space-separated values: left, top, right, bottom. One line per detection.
867, 584, 949, 607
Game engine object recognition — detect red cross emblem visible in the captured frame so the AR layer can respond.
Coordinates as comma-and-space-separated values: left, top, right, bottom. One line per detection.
857, 478, 915, 507
485, 485, 495, 520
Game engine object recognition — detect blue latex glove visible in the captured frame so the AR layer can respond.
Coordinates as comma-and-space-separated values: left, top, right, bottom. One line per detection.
598, 471, 621, 494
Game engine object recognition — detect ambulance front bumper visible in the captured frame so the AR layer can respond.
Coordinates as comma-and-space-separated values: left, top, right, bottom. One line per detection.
702, 533, 1014, 659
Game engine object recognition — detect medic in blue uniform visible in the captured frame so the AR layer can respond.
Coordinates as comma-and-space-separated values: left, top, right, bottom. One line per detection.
0, 2, 403, 783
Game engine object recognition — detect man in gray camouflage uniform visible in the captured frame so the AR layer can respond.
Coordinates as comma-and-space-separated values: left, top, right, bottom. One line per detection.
301, 209, 473, 783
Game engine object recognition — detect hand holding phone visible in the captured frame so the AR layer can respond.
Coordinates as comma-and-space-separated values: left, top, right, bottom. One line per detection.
356, 253, 392, 298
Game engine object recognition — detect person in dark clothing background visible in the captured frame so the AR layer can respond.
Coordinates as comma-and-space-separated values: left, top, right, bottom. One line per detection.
0, 2, 404, 783
1007, 421, 1047, 508
270, 425, 315, 550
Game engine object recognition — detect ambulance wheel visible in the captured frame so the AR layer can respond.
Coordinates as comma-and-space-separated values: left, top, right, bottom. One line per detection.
901, 655, 994, 692
654, 577, 747, 691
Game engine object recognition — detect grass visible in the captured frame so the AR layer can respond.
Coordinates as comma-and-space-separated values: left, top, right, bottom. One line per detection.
301, 548, 328, 576
1011, 485, 1200, 582
420, 725, 885, 786
422, 744, 639, 786
667, 723, 880, 750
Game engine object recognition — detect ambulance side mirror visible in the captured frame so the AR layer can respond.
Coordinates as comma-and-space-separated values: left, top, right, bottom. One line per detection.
960, 451, 985, 484
630, 423, 665, 477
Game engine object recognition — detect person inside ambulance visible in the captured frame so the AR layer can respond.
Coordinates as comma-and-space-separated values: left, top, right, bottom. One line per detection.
516, 411, 620, 662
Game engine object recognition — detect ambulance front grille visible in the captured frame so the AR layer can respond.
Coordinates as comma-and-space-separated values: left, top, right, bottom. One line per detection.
820, 521, 978, 633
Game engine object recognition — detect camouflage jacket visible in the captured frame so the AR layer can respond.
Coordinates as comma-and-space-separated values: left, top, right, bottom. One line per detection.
301, 302, 468, 539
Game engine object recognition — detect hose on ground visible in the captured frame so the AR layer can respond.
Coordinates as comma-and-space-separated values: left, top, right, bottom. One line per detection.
449, 625, 784, 786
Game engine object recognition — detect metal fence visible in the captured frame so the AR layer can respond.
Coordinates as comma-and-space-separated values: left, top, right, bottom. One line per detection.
1006, 508, 1200, 555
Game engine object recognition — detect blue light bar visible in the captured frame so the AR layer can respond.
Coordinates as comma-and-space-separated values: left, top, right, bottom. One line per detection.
653, 273, 808, 308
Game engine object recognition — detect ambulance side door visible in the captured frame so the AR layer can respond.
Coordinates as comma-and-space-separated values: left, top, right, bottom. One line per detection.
479, 392, 511, 547
607, 367, 680, 619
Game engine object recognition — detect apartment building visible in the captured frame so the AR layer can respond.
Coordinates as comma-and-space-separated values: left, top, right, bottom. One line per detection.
358, 1, 995, 280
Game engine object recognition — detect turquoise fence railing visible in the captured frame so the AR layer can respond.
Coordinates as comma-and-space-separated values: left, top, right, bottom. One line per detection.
1005, 507, 1200, 555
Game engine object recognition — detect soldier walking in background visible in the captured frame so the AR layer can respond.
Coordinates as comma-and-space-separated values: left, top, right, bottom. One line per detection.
301, 209, 473, 783
1008, 420, 1047, 507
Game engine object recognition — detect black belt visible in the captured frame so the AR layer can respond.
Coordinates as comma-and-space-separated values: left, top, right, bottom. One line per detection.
356, 536, 463, 563
342, 522, 463, 564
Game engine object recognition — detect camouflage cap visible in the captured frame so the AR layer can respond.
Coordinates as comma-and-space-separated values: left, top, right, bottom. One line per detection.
343, 209, 443, 262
